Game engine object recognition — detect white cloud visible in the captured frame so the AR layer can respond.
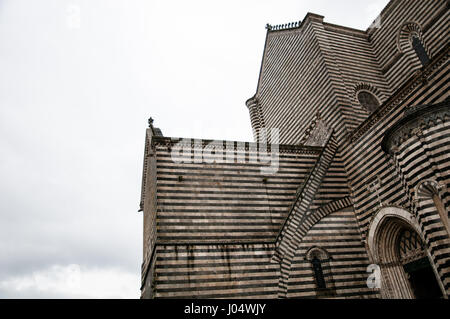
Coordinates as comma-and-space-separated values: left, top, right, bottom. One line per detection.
0, 264, 139, 299
0, 0, 390, 299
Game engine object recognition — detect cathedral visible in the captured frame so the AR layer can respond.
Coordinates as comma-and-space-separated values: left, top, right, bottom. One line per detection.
139, 0, 450, 298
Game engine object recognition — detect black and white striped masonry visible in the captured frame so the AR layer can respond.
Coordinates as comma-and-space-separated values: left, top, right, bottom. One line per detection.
140, 0, 450, 299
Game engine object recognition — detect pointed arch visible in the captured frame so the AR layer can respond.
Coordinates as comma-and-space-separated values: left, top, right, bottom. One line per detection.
367, 206, 444, 298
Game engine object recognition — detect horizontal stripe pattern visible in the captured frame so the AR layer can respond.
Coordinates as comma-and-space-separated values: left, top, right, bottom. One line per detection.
288, 207, 375, 298
311, 149, 351, 210
155, 142, 321, 243
141, 0, 449, 299
153, 244, 279, 298
393, 120, 450, 293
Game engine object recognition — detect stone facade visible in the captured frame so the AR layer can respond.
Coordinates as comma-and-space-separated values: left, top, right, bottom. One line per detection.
139, 0, 450, 299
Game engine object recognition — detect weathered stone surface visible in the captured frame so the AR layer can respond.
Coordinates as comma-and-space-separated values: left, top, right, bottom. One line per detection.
139, 0, 450, 299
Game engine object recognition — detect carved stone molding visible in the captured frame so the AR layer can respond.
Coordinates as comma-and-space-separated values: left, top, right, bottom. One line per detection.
381, 99, 450, 155
349, 44, 449, 143
151, 135, 322, 155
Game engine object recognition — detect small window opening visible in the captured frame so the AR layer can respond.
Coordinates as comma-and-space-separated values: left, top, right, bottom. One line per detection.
411, 35, 430, 66
312, 257, 326, 289
358, 91, 380, 113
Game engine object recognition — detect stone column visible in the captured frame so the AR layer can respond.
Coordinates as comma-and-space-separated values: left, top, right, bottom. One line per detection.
246, 95, 265, 142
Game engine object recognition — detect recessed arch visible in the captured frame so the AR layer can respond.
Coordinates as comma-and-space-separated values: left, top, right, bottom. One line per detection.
397, 21, 423, 53
415, 179, 444, 200
367, 206, 419, 261
354, 83, 383, 113
357, 91, 380, 113
367, 206, 443, 299
305, 246, 330, 261
396, 21, 430, 65
305, 246, 335, 295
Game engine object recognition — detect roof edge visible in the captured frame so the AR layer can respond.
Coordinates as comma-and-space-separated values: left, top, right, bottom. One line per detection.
151, 135, 323, 153
252, 12, 325, 103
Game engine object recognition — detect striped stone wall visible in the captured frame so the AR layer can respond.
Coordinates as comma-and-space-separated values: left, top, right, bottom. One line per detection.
342, 47, 449, 241
152, 243, 279, 298
320, 23, 390, 131
381, 100, 450, 293
274, 133, 339, 296
287, 207, 376, 298
249, 0, 448, 145
140, 0, 450, 299
140, 137, 324, 298
153, 138, 321, 244
369, 0, 449, 95
311, 149, 351, 210
341, 45, 450, 296
140, 128, 158, 296
256, 14, 351, 144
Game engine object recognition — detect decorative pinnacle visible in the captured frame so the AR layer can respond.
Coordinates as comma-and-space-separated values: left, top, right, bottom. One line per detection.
148, 117, 154, 128
268, 21, 301, 31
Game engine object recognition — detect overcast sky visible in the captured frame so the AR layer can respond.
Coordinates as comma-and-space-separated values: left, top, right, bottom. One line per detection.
0, 0, 389, 298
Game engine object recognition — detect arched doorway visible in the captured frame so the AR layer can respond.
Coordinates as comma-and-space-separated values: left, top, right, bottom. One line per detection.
367, 207, 443, 299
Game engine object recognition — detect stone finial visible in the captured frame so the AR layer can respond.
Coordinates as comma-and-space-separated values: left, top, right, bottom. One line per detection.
269, 21, 301, 31
148, 117, 154, 128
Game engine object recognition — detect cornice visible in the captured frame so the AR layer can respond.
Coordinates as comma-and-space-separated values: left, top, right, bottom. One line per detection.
380, 99, 450, 155
151, 135, 323, 155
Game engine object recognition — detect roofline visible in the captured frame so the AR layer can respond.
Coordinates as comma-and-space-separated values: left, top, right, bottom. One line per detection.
251, 26, 270, 102
151, 135, 323, 153
323, 21, 367, 38
249, 12, 326, 103
366, 0, 400, 35
248, 0, 401, 102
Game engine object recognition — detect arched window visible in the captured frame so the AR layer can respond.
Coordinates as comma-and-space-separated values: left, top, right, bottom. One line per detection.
357, 91, 380, 113
306, 246, 335, 295
411, 35, 430, 66
311, 257, 326, 289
